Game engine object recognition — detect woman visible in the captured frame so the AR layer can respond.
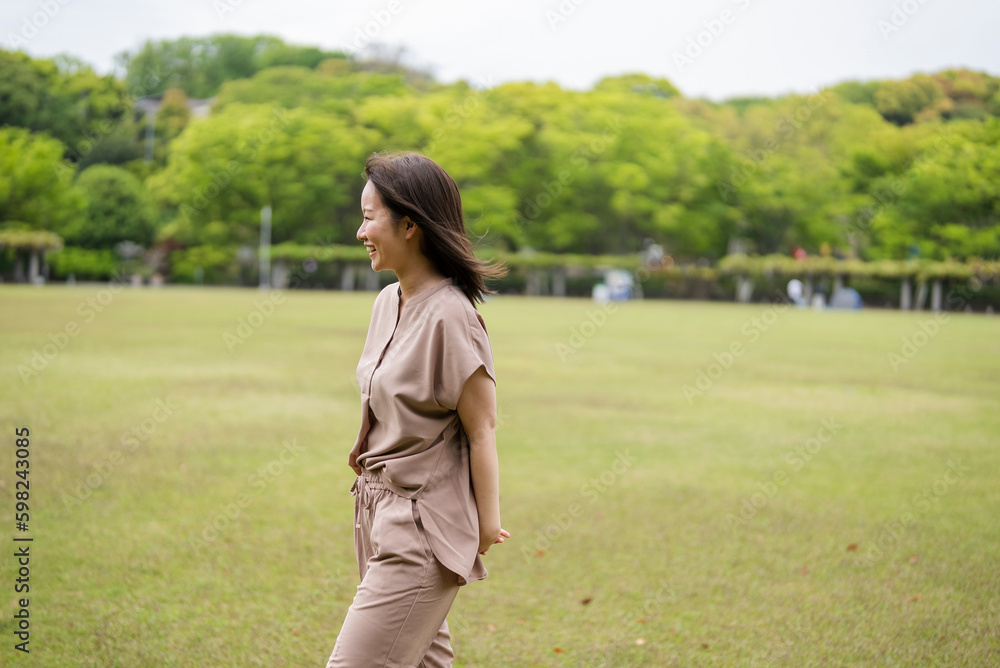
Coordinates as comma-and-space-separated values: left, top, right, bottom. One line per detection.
326, 152, 510, 667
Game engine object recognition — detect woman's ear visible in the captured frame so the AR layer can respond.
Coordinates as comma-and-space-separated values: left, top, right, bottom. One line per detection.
402, 216, 419, 241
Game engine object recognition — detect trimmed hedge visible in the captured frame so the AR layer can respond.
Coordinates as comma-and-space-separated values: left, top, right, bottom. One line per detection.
170, 246, 239, 284
264, 245, 1000, 284
716, 253, 1000, 282
47, 248, 117, 280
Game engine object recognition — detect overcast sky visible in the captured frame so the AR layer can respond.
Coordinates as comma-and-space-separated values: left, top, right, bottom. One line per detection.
2, 0, 997, 100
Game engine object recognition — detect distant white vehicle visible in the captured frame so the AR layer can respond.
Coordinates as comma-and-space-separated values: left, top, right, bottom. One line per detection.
787, 279, 806, 307
603, 269, 633, 301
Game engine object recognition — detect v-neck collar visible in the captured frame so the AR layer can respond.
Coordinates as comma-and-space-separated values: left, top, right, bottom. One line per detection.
369, 277, 453, 396
395, 276, 453, 313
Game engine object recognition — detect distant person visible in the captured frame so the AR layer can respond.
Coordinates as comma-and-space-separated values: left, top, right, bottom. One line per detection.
326, 152, 510, 667
787, 278, 806, 307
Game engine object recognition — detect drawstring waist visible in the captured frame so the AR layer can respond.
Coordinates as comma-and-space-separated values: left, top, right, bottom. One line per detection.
350, 469, 391, 510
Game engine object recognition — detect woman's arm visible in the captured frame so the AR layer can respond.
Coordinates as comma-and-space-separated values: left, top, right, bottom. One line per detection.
457, 366, 508, 554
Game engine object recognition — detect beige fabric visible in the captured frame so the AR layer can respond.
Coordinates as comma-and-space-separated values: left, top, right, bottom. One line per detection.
348, 276, 496, 585
326, 470, 458, 667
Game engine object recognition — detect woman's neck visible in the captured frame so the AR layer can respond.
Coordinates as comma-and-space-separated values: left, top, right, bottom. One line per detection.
396, 265, 446, 307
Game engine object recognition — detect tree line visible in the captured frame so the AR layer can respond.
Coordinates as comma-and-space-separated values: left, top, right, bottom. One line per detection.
0, 34, 998, 283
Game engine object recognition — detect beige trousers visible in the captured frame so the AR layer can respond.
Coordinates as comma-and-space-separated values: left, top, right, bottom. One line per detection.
326, 471, 460, 668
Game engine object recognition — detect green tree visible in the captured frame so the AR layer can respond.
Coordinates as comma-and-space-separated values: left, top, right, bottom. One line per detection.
148, 103, 378, 246
874, 74, 946, 125
117, 35, 348, 98
145, 87, 193, 164
713, 93, 892, 255
154, 88, 191, 143
0, 127, 84, 234
214, 66, 412, 114
867, 118, 1000, 260
69, 165, 157, 248
593, 74, 680, 98
828, 80, 881, 107
0, 50, 48, 130
0, 49, 130, 160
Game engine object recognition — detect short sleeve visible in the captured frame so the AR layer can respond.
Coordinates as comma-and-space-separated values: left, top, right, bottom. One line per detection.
433, 307, 496, 411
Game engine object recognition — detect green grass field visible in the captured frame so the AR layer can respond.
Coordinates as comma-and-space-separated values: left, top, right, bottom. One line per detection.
1, 284, 998, 667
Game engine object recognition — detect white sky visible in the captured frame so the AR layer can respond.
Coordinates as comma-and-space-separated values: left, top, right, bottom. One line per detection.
2, 0, 997, 101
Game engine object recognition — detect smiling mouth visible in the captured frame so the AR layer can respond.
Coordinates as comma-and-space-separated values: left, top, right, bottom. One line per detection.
365, 245, 376, 257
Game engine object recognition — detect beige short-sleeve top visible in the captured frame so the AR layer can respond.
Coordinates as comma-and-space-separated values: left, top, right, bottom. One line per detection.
348, 276, 496, 585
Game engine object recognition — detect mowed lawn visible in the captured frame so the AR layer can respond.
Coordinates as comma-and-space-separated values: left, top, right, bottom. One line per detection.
1, 284, 998, 667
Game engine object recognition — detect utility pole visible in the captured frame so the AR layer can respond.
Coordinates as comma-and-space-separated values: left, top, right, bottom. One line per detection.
259, 205, 272, 289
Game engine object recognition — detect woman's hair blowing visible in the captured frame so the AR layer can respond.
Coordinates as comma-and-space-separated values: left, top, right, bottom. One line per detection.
363, 151, 508, 306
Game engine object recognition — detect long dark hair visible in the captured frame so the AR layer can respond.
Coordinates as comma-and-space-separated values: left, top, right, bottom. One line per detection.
363, 151, 508, 306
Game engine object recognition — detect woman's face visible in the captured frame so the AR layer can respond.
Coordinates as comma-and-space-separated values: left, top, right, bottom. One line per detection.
358, 180, 409, 273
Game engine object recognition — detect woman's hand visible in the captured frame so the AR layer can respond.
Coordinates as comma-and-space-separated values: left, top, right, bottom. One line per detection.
479, 528, 510, 555
348, 451, 362, 476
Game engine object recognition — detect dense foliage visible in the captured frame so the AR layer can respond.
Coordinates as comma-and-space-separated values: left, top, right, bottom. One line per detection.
116, 34, 349, 99
70, 165, 157, 249
1, 35, 998, 283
